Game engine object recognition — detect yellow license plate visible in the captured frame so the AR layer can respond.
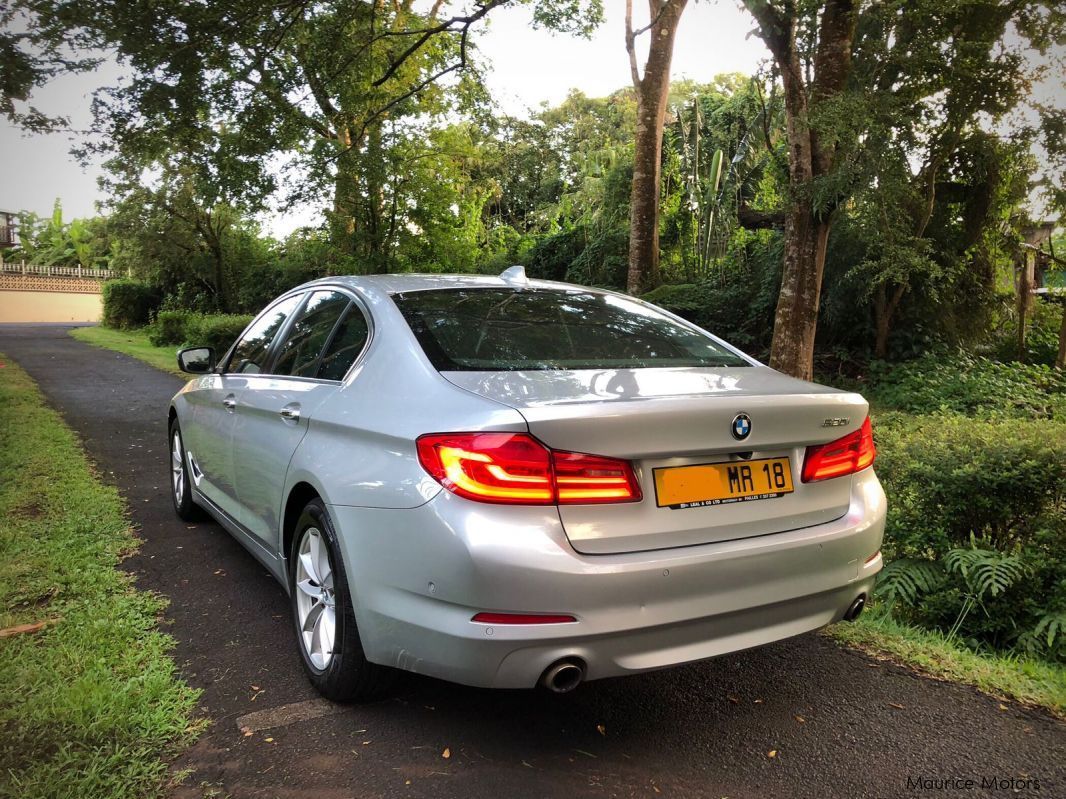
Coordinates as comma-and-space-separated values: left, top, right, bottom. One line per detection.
653, 457, 794, 509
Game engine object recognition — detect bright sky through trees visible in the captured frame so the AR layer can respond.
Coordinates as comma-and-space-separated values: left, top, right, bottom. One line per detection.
0, 1, 763, 232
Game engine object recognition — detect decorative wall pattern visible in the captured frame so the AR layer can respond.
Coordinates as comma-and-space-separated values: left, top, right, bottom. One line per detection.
0, 274, 105, 294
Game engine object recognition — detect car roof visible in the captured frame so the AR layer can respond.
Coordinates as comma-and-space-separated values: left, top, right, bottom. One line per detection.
294, 272, 602, 301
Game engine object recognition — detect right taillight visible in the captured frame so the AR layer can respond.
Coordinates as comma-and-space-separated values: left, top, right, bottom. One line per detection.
416, 432, 641, 505
801, 416, 876, 483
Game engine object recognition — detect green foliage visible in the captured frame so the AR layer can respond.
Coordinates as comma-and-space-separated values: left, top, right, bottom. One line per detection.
866, 353, 1066, 420
147, 310, 193, 346
101, 278, 159, 329
873, 410, 1066, 661
0, 357, 199, 798
180, 314, 253, 355
876, 558, 946, 607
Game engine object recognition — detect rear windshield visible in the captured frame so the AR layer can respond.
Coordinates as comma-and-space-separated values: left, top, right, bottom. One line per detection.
391, 287, 749, 371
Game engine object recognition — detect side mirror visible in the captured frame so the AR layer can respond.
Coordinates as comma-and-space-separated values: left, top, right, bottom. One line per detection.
177, 346, 216, 374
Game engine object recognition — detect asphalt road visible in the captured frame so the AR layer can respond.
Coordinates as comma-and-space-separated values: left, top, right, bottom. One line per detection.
2, 323, 1064, 799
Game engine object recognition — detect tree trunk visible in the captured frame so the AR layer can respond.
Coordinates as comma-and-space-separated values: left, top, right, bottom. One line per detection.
331, 124, 359, 258
365, 121, 389, 274
768, 201, 830, 380
872, 282, 906, 359
743, 0, 858, 379
1016, 249, 1034, 362
1055, 301, 1066, 370
625, 0, 689, 295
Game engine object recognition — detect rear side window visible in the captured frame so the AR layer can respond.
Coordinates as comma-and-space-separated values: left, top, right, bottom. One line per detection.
227, 294, 302, 374
272, 291, 350, 378
392, 288, 749, 371
317, 305, 371, 380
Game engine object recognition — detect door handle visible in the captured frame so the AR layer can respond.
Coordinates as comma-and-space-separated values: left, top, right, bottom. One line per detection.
280, 404, 301, 422
223, 395, 236, 411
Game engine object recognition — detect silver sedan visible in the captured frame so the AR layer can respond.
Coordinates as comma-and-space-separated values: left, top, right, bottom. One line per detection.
168, 267, 885, 701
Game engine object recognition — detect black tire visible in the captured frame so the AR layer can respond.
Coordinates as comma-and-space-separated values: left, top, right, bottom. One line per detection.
169, 418, 204, 521
289, 498, 395, 702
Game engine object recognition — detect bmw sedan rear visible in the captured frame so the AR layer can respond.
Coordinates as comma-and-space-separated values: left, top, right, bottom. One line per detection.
168, 270, 885, 700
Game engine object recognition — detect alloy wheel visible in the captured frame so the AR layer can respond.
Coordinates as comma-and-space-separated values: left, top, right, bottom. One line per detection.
294, 527, 336, 669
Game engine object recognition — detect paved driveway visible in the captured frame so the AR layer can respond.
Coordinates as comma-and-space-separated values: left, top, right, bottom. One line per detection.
2, 324, 1063, 799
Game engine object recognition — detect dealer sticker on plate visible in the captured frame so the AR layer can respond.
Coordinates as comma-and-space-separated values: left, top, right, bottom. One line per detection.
653, 457, 794, 509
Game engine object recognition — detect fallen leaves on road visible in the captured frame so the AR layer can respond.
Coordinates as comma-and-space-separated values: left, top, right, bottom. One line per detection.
442, 747, 451, 759
596, 724, 606, 736
889, 703, 905, 710
726, 695, 740, 704
794, 715, 806, 724
768, 750, 778, 758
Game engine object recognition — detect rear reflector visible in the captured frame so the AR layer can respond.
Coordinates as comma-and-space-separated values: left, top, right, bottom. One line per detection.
801, 416, 876, 483
416, 432, 641, 505
471, 613, 577, 624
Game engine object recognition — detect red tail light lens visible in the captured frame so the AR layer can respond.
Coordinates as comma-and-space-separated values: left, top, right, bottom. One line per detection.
553, 450, 642, 504
801, 416, 876, 483
416, 433, 641, 505
416, 433, 554, 504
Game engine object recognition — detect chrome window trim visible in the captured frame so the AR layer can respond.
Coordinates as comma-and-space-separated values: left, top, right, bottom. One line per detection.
220, 290, 307, 374
219, 284, 375, 383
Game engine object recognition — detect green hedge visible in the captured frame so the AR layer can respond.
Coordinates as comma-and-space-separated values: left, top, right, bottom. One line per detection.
101, 279, 160, 329
866, 352, 1066, 420
874, 412, 1066, 661
147, 310, 193, 346
181, 314, 252, 355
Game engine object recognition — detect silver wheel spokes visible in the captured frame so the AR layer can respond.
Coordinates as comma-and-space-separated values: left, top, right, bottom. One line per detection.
171, 430, 185, 503
295, 527, 336, 670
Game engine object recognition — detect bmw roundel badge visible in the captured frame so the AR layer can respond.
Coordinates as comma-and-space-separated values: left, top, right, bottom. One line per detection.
731, 413, 752, 441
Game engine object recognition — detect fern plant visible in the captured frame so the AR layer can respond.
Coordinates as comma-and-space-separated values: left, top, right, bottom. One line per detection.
875, 558, 945, 607
942, 538, 1031, 641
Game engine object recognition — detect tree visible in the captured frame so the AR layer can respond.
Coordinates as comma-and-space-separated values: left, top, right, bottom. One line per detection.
741, 0, 860, 379
13, 1, 602, 271
625, 0, 689, 294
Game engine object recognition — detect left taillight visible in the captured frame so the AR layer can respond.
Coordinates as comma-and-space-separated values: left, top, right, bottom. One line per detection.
416, 432, 641, 505
801, 416, 876, 483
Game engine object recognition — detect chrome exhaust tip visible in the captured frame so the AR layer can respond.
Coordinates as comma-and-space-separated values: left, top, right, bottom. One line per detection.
843, 594, 866, 622
539, 659, 586, 693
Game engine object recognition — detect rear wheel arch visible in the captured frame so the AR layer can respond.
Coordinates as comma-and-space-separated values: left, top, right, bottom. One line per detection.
283, 481, 322, 574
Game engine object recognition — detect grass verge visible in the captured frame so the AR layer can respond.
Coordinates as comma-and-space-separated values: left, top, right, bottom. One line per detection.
70, 325, 183, 377
0, 354, 200, 798
827, 610, 1066, 718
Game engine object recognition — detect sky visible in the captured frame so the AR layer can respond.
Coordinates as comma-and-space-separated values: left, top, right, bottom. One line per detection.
0, 1, 764, 235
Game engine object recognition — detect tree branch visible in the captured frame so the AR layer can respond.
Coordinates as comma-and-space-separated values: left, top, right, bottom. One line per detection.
624, 0, 642, 88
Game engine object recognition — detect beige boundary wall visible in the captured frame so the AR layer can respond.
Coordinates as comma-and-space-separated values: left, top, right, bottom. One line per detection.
0, 290, 103, 323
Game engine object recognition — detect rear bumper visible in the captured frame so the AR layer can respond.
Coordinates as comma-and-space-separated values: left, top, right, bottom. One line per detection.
330, 469, 885, 689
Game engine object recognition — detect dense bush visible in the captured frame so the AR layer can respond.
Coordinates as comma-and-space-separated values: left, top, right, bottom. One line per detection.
180, 314, 253, 355
101, 279, 160, 329
642, 269, 780, 357
873, 412, 1066, 661
865, 352, 1066, 420
147, 310, 193, 346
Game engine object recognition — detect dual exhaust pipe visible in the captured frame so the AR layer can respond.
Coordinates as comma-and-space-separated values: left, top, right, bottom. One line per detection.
537, 595, 867, 693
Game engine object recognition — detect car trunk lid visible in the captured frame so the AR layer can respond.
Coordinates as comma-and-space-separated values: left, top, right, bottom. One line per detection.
441, 366, 868, 554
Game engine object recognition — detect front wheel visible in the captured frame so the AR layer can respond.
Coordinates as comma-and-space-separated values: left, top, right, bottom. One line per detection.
290, 499, 394, 702
169, 418, 203, 521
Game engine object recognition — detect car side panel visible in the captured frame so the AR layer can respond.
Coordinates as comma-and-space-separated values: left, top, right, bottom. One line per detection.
173, 374, 242, 520
284, 334, 531, 514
